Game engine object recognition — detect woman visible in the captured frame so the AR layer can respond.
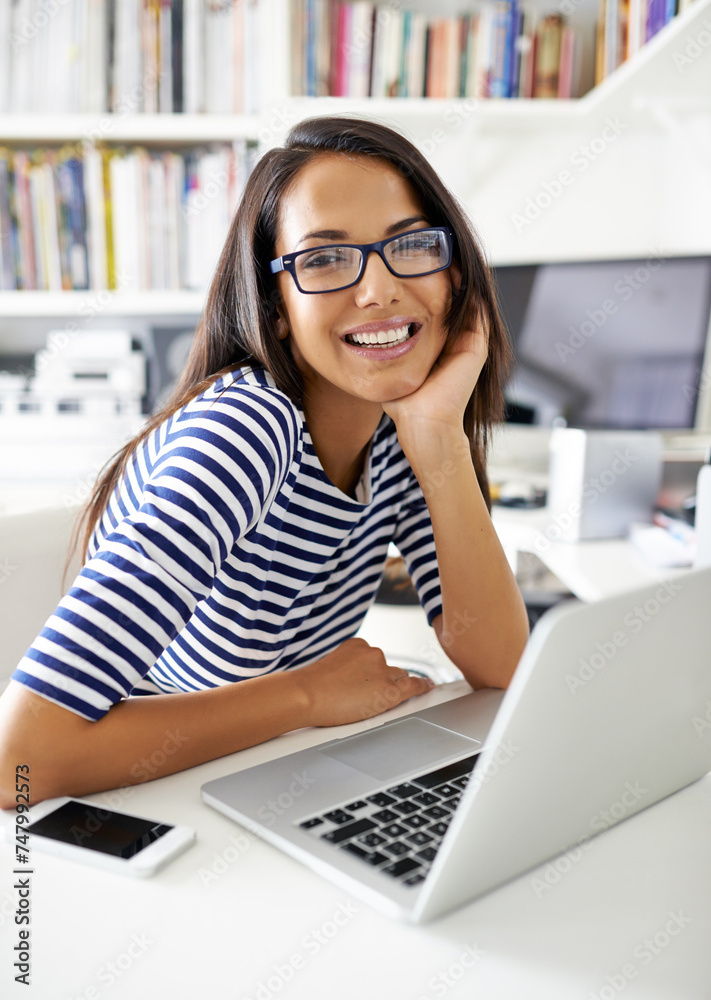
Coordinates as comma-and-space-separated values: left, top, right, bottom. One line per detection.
0, 116, 529, 808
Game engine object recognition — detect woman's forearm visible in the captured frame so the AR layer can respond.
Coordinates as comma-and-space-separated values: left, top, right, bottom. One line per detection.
0, 636, 435, 809
0, 670, 310, 808
402, 428, 529, 690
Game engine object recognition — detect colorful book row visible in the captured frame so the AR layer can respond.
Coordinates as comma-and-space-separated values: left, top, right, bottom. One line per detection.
595, 0, 694, 81
290, 0, 581, 99
0, 0, 260, 116
0, 142, 254, 293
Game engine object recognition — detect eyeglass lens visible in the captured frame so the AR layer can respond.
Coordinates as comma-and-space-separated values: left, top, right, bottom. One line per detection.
294, 229, 450, 292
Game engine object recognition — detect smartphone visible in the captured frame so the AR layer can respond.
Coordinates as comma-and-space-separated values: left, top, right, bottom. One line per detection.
19, 797, 196, 877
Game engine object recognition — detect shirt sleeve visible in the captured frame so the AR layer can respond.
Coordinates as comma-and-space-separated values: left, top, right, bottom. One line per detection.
391, 470, 443, 627
11, 387, 298, 721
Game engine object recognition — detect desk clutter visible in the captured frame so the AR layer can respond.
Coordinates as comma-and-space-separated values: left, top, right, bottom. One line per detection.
0, 329, 145, 509
546, 428, 664, 542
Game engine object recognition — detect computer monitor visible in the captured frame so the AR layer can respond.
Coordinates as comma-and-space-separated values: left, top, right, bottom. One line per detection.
493, 255, 711, 433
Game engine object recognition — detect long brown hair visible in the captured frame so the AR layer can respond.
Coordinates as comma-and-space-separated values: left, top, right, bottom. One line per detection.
75, 115, 511, 562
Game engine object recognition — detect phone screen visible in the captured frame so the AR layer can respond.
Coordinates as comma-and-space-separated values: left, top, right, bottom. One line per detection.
27, 800, 174, 859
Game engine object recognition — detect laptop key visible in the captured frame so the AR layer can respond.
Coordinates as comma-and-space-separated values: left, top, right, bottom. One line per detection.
358, 832, 387, 848
406, 831, 433, 847
344, 800, 369, 811
387, 782, 422, 799
381, 857, 422, 879
403, 873, 426, 886
429, 821, 450, 837
367, 792, 396, 808
372, 809, 399, 824
393, 800, 419, 816
403, 814, 429, 829
323, 809, 354, 825
434, 784, 459, 798
412, 792, 440, 806
380, 823, 409, 838
299, 817, 323, 830
384, 841, 410, 857
416, 847, 438, 863
341, 843, 388, 866
452, 776, 470, 789
423, 805, 449, 820
321, 818, 377, 844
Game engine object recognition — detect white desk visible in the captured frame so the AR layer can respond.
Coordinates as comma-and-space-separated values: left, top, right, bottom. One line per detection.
2, 639, 710, 1000
492, 506, 687, 603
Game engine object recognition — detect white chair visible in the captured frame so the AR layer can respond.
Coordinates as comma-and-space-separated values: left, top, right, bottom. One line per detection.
0, 505, 82, 689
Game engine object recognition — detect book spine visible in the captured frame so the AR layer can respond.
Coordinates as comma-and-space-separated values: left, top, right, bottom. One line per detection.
172, 0, 184, 112
0, 149, 16, 290
159, 0, 173, 113
233, 0, 244, 113
305, 0, 317, 96
103, 149, 116, 290
42, 154, 64, 291
605, 0, 619, 73
69, 156, 89, 290
13, 151, 36, 290
557, 26, 575, 97
507, 2, 522, 98
316, 0, 331, 96
54, 156, 72, 290
490, 1, 511, 98
443, 16, 459, 98
83, 142, 109, 291
336, 2, 350, 97
401, 9, 412, 97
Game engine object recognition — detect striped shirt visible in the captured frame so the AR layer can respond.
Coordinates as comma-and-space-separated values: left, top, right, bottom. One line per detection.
12, 367, 442, 721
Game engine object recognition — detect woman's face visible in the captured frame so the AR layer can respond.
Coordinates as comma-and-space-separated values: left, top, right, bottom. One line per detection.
273, 153, 454, 411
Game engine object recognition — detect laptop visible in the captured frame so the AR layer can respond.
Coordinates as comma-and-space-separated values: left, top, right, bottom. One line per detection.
201, 566, 711, 923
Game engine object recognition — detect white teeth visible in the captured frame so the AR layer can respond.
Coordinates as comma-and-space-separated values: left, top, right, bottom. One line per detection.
347, 324, 413, 347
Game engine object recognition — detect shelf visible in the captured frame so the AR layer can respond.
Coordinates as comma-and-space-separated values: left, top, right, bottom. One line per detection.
266, 0, 711, 137
0, 114, 261, 145
1, 0, 707, 154
0, 291, 207, 319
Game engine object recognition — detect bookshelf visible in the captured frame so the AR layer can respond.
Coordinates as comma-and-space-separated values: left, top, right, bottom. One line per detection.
1, 0, 709, 344
0, 114, 261, 144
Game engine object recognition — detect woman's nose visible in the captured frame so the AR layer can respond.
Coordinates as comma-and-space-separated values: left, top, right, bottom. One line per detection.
353, 250, 402, 308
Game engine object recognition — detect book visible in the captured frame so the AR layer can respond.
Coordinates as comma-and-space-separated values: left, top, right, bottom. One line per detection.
0, 149, 17, 290
534, 13, 565, 98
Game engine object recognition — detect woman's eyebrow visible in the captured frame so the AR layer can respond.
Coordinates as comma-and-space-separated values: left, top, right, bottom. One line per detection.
295, 216, 429, 249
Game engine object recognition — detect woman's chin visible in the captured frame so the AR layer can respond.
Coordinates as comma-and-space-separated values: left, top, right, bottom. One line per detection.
376, 373, 427, 404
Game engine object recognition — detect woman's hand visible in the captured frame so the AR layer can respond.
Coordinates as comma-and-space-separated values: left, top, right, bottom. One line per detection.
292, 638, 435, 728
382, 321, 488, 437
382, 289, 488, 438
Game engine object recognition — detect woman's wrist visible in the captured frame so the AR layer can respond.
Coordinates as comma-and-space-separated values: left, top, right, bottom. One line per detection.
395, 421, 472, 483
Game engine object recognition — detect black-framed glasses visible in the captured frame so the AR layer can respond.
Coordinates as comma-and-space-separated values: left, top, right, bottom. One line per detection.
269, 226, 454, 294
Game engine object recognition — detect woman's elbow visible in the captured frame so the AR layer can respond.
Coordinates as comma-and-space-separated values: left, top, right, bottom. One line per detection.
0, 682, 81, 809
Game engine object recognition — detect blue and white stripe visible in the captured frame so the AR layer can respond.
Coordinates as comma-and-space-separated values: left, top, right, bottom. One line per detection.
13, 367, 443, 721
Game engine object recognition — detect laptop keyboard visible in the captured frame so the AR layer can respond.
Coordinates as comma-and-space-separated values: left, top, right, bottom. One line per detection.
296, 753, 480, 888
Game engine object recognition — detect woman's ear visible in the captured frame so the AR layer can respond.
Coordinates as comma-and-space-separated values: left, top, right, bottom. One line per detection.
448, 260, 463, 296
275, 312, 290, 341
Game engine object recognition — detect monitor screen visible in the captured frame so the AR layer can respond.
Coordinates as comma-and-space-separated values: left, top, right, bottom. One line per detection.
494, 256, 711, 431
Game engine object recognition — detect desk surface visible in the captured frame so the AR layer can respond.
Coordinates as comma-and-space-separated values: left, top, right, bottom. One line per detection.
492, 506, 687, 603
2, 667, 710, 1000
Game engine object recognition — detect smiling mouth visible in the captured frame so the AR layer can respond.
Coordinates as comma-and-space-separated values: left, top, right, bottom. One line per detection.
344, 323, 419, 348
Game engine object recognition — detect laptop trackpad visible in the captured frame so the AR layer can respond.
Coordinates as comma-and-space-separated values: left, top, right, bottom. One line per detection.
320, 718, 478, 782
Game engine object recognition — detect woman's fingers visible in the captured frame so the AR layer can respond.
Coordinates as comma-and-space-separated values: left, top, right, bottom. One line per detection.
296, 640, 435, 727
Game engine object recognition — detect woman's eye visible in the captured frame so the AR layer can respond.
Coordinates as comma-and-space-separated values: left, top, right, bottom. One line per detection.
301, 250, 349, 270
394, 235, 441, 256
